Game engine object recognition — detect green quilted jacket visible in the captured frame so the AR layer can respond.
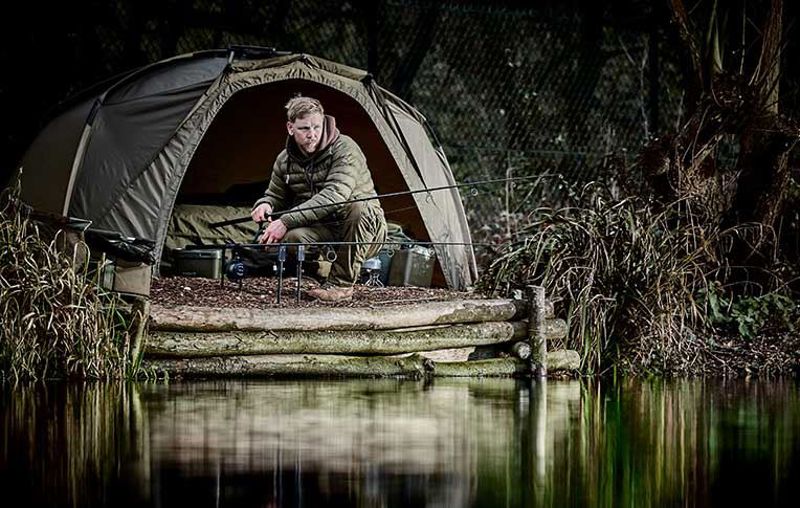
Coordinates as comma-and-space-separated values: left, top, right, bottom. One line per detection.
254, 121, 380, 230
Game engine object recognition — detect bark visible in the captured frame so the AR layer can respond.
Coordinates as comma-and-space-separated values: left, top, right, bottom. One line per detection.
654, 0, 797, 232
431, 358, 525, 377
727, 0, 796, 228
396, 347, 474, 363
753, 0, 782, 113
144, 350, 580, 378
147, 353, 431, 378
526, 285, 547, 376
668, 0, 704, 104
145, 319, 568, 357
149, 299, 526, 332
511, 341, 531, 360
431, 351, 580, 377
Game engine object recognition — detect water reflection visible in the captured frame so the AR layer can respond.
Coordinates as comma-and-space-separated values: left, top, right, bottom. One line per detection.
1, 378, 799, 507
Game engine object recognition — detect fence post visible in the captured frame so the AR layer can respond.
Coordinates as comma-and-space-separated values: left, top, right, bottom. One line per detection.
526, 285, 547, 377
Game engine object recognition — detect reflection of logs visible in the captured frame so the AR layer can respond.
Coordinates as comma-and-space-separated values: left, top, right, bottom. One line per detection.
147, 350, 581, 378
146, 320, 568, 357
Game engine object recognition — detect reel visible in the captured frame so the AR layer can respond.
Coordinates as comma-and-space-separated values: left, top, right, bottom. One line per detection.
224, 254, 247, 281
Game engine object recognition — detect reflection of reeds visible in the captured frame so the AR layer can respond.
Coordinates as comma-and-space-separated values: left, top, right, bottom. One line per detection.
0, 180, 137, 381
3, 380, 798, 506
0, 382, 148, 507
565, 379, 800, 507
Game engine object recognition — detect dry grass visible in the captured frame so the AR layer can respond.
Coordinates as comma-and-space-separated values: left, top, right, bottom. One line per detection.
0, 181, 136, 381
479, 182, 796, 376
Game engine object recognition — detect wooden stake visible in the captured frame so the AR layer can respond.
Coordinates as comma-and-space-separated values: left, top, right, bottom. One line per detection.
526, 285, 547, 377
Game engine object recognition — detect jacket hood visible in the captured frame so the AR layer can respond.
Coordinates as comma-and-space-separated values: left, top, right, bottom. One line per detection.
286, 114, 340, 164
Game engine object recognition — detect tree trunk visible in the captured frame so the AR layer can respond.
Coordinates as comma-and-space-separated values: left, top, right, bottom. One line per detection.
147, 353, 431, 378
145, 319, 568, 357
145, 350, 580, 378
431, 351, 580, 377
727, 0, 795, 229
150, 299, 526, 332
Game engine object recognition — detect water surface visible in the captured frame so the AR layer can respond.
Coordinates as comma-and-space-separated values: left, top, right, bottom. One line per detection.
1, 378, 799, 507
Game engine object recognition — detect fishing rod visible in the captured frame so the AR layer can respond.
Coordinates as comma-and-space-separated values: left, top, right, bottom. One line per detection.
208, 174, 547, 229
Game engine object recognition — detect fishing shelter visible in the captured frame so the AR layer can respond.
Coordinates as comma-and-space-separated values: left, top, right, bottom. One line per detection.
19, 47, 477, 292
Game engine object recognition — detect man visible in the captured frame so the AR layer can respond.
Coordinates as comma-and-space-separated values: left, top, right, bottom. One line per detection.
251, 96, 387, 301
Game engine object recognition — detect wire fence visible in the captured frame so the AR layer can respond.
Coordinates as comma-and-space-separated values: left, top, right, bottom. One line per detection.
2, 0, 690, 246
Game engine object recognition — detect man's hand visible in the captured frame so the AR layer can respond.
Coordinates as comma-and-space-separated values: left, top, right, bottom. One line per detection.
258, 219, 288, 244
251, 203, 273, 223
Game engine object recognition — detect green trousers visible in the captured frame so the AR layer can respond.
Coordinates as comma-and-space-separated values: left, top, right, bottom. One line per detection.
284, 201, 387, 286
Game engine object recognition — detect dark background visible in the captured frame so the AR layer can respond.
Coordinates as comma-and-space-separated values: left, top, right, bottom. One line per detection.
1, 0, 798, 221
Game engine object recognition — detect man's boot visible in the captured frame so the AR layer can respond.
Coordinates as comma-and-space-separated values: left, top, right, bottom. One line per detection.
306, 282, 354, 302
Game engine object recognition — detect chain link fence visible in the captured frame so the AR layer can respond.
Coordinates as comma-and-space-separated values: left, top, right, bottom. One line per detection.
2, 0, 689, 250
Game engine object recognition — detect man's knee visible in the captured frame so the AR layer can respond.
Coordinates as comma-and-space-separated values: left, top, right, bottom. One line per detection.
342, 201, 368, 221
284, 227, 313, 244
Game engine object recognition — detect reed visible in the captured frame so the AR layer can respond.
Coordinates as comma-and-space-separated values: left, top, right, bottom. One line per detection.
0, 180, 136, 381
479, 182, 792, 375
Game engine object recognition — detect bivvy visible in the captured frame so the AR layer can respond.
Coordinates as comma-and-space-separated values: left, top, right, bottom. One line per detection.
19, 46, 581, 377
19, 46, 476, 293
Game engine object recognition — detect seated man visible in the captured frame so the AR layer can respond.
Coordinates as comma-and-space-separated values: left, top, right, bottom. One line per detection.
251, 96, 387, 301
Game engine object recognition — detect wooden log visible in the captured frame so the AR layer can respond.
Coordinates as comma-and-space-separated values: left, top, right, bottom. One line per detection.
146, 354, 431, 378
432, 358, 525, 377
546, 349, 581, 372
511, 341, 532, 360
526, 285, 547, 377
400, 347, 475, 362
510, 319, 567, 340
147, 322, 514, 357
150, 299, 524, 332
144, 350, 581, 378
432, 350, 581, 377
145, 319, 568, 357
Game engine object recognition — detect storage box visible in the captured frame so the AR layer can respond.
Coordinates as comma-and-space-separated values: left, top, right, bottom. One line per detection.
174, 248, 223, 279
113, 260, 153, 295
91, 258, 152, 297
388, 245, 435, 287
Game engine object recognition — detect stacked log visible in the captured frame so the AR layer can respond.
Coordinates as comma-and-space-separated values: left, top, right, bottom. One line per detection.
144, 298, 580, 378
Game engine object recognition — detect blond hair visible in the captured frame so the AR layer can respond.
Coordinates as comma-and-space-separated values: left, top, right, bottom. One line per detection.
285, 96, 324, 122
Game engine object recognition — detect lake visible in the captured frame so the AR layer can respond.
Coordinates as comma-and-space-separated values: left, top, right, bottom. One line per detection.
1, 378, 799, 507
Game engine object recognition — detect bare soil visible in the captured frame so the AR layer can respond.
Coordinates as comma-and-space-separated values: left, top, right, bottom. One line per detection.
151, 275, 481, 309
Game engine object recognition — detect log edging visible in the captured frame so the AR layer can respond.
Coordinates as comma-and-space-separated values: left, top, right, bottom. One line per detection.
149, 299, 528, 332
141, 297, 580, 377
145, 319, 567, 357
145, 351, 581, 379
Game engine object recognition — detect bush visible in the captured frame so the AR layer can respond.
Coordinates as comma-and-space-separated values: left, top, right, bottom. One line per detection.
479, 182, 795, 376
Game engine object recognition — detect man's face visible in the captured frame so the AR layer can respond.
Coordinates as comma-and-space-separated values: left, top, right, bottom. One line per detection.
287, 113, 324, 154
